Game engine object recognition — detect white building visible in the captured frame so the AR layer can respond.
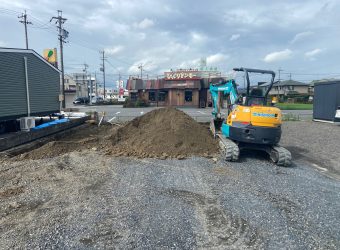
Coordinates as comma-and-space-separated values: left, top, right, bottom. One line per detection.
71, 73, 97, 98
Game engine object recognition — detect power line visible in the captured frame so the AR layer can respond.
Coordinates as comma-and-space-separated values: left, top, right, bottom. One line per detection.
29, 15, 55, 29
280, 72, 340, 76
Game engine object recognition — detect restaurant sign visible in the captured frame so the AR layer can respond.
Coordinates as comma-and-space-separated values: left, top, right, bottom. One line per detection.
165, 70, 200, 80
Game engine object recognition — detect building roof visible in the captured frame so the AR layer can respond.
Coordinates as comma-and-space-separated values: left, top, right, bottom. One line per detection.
0, 47, 61, 73
260, 80, 309, 87
310, 79, 340, 87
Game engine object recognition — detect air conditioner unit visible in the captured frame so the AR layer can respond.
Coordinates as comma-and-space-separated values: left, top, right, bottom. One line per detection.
20, 117, 35, 131
335, 107, 340, 124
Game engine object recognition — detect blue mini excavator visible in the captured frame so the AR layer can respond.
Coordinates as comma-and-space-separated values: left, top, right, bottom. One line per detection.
210, 68, 291, 166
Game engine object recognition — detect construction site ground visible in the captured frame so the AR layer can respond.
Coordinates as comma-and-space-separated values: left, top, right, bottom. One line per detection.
72, 105, 313, 122
0, 119, 339, 249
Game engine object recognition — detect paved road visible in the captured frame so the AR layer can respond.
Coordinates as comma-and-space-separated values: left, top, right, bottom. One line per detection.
71, 105, 313, 122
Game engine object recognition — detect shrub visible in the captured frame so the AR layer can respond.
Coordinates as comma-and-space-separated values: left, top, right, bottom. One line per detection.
123, 97, 149, 108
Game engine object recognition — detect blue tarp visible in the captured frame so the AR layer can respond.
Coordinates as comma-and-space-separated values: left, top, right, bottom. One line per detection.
31, 118, 70, 130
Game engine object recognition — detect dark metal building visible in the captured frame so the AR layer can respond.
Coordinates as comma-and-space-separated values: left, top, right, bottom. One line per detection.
0, 48, 61, 121
313, 80, 340, 121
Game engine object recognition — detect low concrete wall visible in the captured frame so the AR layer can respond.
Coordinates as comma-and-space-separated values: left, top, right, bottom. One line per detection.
0, 117, 89, 152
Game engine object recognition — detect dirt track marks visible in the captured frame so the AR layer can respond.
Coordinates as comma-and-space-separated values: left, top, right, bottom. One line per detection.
162, 188, 263, 249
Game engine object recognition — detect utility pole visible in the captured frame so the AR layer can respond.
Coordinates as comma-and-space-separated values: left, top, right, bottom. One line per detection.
51, 10, 68, 109
278, 68, 283, 82
95, 71, 98, 96
289, 73, 292, 80
243, 75, 246, 89
138, 64, 143, 79
89, 72, 93, 105
18, 10, 32, 49
100, 50, 106, 99
83, 63, 88, 100
278, 68, 283, 96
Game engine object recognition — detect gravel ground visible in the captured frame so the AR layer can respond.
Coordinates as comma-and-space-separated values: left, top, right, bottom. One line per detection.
1, 121, 340, 249
281, 121, 340, 179
0, 150, 339, 249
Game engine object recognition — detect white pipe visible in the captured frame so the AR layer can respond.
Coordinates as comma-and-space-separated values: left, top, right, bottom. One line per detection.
24, 57, 30, 116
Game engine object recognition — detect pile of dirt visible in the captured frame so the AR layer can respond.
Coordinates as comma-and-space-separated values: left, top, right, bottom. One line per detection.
17, 125, 115, 160
20, 138, 97, 160
14, 108, 219, 160
107, 108, 219, 159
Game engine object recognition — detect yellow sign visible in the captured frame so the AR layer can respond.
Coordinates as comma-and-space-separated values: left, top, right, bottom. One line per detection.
43, 48, 57, 63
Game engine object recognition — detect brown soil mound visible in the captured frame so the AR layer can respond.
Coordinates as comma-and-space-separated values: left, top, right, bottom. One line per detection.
108, 107, 219, 158
21, 139, 97, 160
17, 125, 114, 160
15, 108, 218, 160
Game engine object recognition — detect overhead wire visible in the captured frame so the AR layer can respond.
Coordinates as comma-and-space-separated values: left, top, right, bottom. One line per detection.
3, 7, 340, 82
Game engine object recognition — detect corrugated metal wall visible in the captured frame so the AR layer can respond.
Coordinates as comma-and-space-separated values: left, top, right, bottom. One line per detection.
0, 51, 60, 121
313, 81, 340, 121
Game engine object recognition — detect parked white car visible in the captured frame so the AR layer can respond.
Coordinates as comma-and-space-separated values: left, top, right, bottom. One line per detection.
91, 96, 104, 104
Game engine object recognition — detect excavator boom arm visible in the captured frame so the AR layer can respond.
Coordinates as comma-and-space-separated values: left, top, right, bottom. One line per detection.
209, 80, 238, 119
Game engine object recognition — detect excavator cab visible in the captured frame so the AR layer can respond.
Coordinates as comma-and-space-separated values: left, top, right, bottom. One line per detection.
247, 88, 265, 106
233, 67, 275, 106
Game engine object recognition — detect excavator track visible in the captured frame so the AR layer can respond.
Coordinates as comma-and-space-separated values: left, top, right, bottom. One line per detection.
270, 146, 292, 167
218, 135, 240, 162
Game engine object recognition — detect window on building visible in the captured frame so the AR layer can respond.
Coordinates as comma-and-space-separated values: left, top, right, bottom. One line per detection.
185, 90, 192, 102
159, 91, 167, 102
149, 91, 156, 101
130, 93, 137, 101
287, 86, 294, 90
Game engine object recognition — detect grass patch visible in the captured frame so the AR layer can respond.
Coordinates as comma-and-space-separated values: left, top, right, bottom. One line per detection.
282, 113, 300, 121
276, 103, 313, 110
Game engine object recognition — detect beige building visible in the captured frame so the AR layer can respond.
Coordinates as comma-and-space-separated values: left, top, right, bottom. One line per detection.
62, 74, 97, 107
64, 74, 77, 107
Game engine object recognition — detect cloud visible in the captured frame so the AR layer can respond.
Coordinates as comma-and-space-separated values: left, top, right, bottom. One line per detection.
83, 13, 130, 34
230, 34, 240, 41
305, 48, 323, 59
224, 9, 267, 26
207, 53, 229, 65
191, 32, 207, 43
134, 18, 154, 29
264, 49, 293, 63
127, 59, 161, 74
0, 40, 7, 47
106, 45, 124, 55
290, 31, 314, 44
179, 58, 201, 68
2, 0, 340, 84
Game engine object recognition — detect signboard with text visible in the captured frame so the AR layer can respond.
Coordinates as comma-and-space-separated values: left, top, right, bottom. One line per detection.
164, 70, 201, 81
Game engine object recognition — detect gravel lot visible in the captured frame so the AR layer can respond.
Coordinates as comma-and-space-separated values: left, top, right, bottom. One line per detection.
0, 121, 339, 249
281, 121, 340, 179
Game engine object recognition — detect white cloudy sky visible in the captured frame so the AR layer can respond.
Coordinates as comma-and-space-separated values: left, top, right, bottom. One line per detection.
1, 0, 340, 86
